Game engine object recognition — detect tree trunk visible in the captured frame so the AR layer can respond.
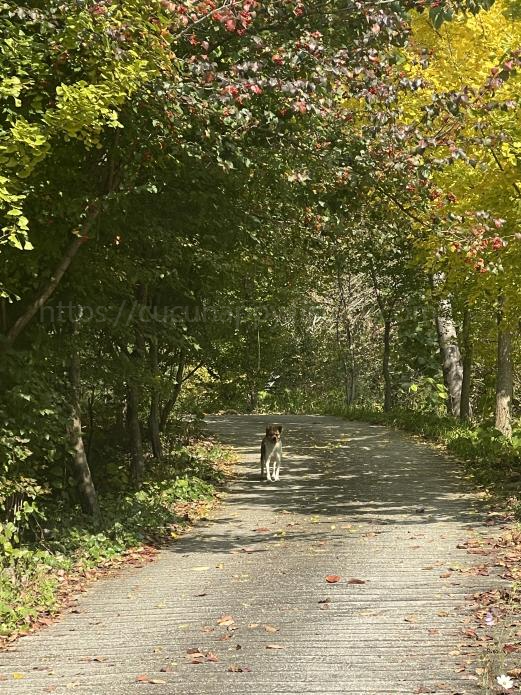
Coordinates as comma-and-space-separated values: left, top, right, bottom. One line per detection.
248, 387, 258, 413
434, 297, 463, 417
86, 389, 96, 456
159, 351, 186, 431
126, 285, 147, 483
495, 304, 513, 438
349, 366, 357, 405
127, 383, 145, 484
68, 336, 100, 520
383, 318, 392, 412
460, 307, 473, 422
369, 264, 394, 413
6, 206, 99, 347
335, 271, 358, 407
148, 338, 163, 459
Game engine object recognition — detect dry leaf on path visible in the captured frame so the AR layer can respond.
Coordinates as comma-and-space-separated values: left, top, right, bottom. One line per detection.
217, 615, 235, 627
135, 674, 166, 684
325, 575, 341, 583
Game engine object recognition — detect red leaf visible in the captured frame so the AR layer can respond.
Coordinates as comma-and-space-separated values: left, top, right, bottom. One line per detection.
325, 575, 341, 583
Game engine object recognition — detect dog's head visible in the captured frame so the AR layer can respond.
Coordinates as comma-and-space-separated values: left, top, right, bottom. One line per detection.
265, 424, 283, 444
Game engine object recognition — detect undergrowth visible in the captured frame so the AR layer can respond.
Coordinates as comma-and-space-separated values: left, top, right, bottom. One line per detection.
0, 440, 234, 642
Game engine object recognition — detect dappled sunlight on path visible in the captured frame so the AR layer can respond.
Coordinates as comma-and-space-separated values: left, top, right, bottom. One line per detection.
0, 415, 499, 694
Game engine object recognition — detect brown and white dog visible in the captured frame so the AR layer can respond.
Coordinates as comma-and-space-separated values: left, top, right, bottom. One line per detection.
260, 424, 283, 482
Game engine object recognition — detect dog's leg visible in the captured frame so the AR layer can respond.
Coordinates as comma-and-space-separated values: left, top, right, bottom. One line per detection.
260, 442, 266, 480
274, 449, 281, 481
265, 454, 273, 482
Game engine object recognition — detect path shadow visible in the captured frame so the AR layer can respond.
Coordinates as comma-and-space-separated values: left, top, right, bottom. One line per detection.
162, 415, 487, 557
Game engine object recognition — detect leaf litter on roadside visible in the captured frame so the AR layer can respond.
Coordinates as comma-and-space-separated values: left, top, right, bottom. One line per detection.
135, 674, 166, 684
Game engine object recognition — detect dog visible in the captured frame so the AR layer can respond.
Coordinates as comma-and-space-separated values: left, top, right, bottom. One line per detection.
260, 424, 283, 482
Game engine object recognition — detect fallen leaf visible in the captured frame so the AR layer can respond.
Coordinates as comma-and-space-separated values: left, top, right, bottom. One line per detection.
404, 614, 418, 623
325, 575, 341, 584
135, 674, 166, 684
12, 673, 25, 680
205, 652, 219, 662
159, 664, 176, 673
217, 614, 235, 627
462, 628, 478, 639
263, 625, 279, 634
227, 664, 251, 672
266, 644, 284, 650
347, 578, 366, 585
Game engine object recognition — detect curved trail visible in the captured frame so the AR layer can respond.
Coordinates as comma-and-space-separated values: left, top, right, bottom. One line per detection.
0, 415, 496, 694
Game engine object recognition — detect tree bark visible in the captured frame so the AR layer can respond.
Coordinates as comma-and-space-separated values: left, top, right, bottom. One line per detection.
148, 337, 163, 459
369, 263, 395, 413
383, 318, 392, 412
495, 302, 513, 438
434, 297, 463, 417
68, 335, 100, 520
6, 206, 99, 346
159, 351, 187, 431
127, 383, 145, 484
126, 286, 147, 483
335, 274, 357, 407
460, 307, 473, 422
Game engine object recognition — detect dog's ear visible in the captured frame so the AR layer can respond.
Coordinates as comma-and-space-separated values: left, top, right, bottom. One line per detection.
277, 425, 283, 434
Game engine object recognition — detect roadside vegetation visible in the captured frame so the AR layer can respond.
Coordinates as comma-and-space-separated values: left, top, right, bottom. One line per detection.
0, 433, 233, 642
1, 0, 520, 670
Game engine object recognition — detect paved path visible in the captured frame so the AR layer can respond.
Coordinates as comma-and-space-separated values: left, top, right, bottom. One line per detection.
0, 415, 496, 694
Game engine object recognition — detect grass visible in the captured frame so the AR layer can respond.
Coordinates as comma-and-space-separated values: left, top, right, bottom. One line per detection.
0, 439, 235, 643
